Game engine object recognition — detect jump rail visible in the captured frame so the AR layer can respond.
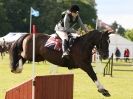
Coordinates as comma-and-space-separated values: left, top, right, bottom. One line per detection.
5, 74, 74, 99
103, 54, 113, 77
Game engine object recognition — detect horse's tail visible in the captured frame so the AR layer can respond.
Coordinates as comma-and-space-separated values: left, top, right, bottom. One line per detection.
9, 34, 29, 67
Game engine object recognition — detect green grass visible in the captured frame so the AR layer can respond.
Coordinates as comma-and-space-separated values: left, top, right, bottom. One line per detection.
1, 54, 133, 99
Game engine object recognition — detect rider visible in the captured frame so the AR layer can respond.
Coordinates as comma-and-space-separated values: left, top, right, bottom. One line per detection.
55, 4, 89, 58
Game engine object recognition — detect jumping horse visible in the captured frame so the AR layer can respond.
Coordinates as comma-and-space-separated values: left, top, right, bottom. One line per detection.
9, 30, 111, 97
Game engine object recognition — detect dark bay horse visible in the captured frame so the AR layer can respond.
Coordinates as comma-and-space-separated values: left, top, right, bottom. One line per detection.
9, 30, 111, 96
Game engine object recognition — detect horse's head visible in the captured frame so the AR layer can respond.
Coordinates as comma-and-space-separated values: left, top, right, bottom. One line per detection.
96, 30, 111, 59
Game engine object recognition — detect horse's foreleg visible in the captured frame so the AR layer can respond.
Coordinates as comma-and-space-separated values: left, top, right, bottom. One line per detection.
80, 63, 110, 97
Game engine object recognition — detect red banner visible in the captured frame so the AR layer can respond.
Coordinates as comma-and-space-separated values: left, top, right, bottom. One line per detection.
32, 24, 36, 34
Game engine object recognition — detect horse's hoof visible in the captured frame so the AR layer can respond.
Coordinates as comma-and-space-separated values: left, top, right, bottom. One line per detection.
98, 89, 111, 97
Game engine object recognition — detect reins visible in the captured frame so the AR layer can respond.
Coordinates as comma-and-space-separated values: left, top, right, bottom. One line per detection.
96, 33, 109, 54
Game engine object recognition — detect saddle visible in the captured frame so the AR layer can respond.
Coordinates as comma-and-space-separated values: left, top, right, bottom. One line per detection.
45, 33, 79, 51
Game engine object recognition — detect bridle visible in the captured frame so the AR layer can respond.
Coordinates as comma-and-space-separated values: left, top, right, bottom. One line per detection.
96, 33, 109, 54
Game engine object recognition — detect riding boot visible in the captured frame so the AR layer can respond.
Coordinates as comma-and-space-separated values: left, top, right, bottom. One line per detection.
62, 39, 69, 59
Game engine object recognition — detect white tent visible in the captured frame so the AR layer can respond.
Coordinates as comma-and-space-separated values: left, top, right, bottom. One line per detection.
109, 34, 133, 58
0, 32, 28, 43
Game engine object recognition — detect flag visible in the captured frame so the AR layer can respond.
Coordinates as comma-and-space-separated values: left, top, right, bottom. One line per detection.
31, 7, 39, 17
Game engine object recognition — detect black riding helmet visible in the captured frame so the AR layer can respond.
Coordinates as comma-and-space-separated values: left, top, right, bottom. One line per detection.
69, 5, 80, 13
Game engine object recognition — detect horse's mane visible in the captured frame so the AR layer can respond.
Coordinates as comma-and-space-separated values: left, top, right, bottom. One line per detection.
81, 30, 101, 38
79, 30, 102, 44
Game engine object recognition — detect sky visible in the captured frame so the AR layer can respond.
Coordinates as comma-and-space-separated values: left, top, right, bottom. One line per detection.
96, 0, 133, 29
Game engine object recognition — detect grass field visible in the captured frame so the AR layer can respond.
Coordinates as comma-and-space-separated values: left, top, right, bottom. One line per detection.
1, 54, 133, 99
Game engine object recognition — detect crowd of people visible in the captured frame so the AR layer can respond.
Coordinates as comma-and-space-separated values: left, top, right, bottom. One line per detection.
115, 47, 130, 62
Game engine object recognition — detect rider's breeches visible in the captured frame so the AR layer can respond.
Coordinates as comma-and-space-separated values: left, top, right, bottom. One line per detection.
56, 30, 68, 41
56, 31, 69, 53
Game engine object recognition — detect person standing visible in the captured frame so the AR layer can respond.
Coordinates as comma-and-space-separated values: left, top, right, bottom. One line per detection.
124, 48, 130, 62
115, 47, 121, 61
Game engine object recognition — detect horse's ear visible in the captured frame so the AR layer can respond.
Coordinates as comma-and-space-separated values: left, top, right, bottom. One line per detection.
107, 31, 112, 35
105, 30, 114, 35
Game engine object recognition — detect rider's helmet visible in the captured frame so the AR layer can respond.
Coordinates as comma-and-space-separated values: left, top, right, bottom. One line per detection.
69, 5, 80, 13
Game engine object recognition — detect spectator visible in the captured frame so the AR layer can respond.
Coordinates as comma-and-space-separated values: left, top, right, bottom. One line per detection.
92, 47, 97, 62
115, 47, 121, 61
124, 48, 130, 62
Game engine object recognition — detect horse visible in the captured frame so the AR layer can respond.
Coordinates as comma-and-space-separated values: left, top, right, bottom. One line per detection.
0, 42, 10, 59
9, 30, 111, 97
0, 45, 4, 59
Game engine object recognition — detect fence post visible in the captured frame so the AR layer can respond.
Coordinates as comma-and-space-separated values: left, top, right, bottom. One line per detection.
103, 54, 113, 77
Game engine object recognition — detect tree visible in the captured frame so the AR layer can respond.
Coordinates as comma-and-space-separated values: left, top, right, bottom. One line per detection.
111, 21, 118, 32
0, 0, 12, 36
125, 29, 133, 41
117, 25, 126, 36
0, 0, 97, 36
111, 21, 126, 36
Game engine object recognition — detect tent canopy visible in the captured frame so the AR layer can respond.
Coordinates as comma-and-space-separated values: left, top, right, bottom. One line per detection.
109, 34, 133, 58
0, 32, 28, 43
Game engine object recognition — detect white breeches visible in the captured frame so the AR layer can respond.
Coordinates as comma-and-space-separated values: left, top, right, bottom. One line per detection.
56, 31, 68, 41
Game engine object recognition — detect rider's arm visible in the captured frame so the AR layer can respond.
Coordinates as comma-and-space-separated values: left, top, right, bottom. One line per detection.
64, 14, 70, 31
78, 16, 89, 33
64, 14, 76, 33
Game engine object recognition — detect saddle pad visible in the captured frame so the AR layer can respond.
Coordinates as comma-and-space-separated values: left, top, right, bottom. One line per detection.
45, 34, 62, 51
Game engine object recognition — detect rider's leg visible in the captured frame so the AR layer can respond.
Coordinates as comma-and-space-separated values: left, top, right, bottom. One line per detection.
62, 39, 69, 57
56, 31, 69, 58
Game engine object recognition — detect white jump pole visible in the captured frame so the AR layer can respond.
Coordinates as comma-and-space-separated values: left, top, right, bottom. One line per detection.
32, 24, 36, 99
30, 7, 35, 99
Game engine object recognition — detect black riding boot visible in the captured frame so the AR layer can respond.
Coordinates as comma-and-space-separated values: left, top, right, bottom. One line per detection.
62, 39, 69, 59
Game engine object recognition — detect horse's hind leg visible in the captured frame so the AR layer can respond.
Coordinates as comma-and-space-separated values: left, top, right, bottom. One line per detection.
21, 37, 29, 59
21, 51, 26, 59
1, 52, 3, 60
80, 63, 110, 97
16, 57, 26, 73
